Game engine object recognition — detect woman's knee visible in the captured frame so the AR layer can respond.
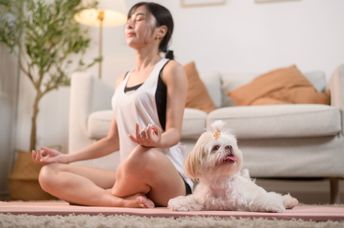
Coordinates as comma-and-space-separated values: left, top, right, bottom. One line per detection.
38, 163, 61, 191
113, 148, 163, 196
127, 148, 162, 171
118, 148, 163, 179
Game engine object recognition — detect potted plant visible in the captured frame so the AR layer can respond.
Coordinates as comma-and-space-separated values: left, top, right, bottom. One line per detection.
0, 0, 98, 200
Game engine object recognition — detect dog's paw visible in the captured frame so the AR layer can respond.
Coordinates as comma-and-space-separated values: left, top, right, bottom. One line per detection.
251, 200, 285, 213
250, 192, 286, 213
168, 196, 191, 212
263, 201, 286, 213
282, 194, 299, 209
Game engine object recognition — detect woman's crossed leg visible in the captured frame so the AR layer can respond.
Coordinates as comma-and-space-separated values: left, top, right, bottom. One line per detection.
38, 145, 186, 207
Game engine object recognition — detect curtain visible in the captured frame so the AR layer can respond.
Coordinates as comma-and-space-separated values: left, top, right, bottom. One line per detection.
0, 44, 19, 198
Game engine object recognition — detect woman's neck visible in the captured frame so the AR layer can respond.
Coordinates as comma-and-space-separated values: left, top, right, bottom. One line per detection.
134, 48, 161, 72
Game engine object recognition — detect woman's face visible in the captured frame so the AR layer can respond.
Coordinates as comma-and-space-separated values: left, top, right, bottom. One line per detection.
125, 5, 158, 50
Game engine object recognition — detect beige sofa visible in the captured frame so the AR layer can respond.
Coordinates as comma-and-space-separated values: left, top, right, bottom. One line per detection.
69, 64, 344, 203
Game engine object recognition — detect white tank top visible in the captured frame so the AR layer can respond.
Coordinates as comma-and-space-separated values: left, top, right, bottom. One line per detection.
111, 58, 193, 189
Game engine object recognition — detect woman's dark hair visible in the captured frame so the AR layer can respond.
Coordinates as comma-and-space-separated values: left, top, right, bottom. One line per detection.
128, 2, 174, 59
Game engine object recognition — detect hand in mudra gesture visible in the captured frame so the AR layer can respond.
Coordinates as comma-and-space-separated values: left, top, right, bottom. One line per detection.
129, 123, 162, 148
32, 147, 68, 164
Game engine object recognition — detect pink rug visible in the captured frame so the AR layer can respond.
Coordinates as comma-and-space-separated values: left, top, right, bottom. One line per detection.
1, 201, 343, 221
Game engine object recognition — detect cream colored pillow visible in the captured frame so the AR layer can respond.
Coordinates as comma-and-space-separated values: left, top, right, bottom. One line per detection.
184, 62, 215, 112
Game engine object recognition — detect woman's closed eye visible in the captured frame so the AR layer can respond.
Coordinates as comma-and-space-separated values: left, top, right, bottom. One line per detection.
128, 13, 146, 22
135, 15, 145, 21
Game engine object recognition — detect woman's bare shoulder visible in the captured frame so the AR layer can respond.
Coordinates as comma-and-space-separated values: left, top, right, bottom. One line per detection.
114, 72, 129, 88
162, 60, 185, 82
164, 60, 183, 72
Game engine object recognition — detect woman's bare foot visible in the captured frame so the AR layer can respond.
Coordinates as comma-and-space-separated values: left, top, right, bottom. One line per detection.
124, 194, 155, 208
106, 189, 154, 208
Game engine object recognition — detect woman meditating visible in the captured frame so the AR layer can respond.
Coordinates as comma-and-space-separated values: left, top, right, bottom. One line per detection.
32, 2, 192, 208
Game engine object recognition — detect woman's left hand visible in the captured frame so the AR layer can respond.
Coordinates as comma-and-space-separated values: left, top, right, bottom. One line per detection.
129, 123, 162, 148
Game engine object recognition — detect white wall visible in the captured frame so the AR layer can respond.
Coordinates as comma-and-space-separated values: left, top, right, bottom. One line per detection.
170, 0, 344, 76
15, 0, 344, 153
72, 0, 344, 88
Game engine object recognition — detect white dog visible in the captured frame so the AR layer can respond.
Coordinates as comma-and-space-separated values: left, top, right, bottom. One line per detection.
168, 121, 298, 212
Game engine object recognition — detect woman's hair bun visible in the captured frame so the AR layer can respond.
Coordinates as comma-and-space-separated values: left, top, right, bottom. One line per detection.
165, 50, 174, 60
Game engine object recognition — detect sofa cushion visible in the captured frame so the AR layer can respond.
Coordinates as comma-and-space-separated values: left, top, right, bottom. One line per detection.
199, 71, 222, 108
87, 110, 112, 139
207, 104, 341, 139
88, 108, 208, 140
184, 62, 215, 112
182, 108, 207, 139
304, 71, 327, 92
221, 70, 327, 107
228, 65, 330, 106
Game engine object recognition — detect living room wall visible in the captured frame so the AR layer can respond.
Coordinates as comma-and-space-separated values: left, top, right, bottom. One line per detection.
9, 0, 344, 200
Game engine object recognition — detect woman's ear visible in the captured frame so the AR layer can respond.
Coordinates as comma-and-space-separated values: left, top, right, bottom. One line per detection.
155, 25, 167, 40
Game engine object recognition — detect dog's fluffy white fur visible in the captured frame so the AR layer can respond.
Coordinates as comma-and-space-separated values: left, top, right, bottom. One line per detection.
168, 121, 298, 212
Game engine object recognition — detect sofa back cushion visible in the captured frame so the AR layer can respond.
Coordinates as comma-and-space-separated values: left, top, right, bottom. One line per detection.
227, 65, 330, 106
207, 104, 341, 139
220, 68, 327, 107
199, 71, 222, 108
184, 62, 215, 112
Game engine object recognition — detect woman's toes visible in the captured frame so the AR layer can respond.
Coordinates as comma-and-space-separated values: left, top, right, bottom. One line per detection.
137, 195, 155, 208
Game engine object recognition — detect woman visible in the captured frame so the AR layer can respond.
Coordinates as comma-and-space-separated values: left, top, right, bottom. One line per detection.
32, 2, 192, 208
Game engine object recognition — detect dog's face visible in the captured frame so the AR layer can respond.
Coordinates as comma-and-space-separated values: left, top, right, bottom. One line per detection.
185, 130, 243, 180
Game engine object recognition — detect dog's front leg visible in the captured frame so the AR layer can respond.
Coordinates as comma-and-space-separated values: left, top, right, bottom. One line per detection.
168, 195, 203, 211
248, 192, 286, 213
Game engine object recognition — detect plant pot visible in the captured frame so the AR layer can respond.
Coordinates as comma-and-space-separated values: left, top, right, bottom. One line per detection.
8, 151, 56, 200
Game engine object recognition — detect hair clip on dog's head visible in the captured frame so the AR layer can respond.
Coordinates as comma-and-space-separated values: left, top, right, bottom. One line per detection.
213, 129, 221, 140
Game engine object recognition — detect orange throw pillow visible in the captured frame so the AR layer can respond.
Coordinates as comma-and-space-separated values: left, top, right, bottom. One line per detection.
184, 62, 215, 112
228, 65, 330, 106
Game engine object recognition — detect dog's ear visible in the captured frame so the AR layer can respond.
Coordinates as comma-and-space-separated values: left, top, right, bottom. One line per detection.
185, 144, 204, 181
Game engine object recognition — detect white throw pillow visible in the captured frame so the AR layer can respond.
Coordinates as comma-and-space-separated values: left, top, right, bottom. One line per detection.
199, 71, 222, 108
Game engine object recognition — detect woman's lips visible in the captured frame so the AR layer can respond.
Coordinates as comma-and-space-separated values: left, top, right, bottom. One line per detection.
127, 32, 135, 38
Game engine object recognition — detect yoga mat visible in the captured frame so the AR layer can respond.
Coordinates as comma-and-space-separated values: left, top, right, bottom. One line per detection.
1, 201, 343, 221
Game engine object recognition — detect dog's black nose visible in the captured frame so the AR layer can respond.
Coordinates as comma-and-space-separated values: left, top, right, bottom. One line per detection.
225, 145, 233, 153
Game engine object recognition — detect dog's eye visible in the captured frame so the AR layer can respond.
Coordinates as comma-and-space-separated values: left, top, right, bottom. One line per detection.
212, 145, 220, 152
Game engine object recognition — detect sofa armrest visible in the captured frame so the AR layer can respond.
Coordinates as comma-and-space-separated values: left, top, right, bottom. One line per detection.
328, 64, 344, 134
68, 72, 114, 152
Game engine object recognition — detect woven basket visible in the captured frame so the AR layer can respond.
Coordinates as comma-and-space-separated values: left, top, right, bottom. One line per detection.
8, 151, 56, 200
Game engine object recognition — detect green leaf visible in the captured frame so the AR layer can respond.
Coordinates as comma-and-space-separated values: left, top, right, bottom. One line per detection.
0, 0, 99, 150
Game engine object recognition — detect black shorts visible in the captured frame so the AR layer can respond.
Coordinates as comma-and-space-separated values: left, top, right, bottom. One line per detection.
182, 177, 192, 195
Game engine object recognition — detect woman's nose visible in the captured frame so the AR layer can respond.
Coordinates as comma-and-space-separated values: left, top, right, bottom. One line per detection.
126, 19, 134, 29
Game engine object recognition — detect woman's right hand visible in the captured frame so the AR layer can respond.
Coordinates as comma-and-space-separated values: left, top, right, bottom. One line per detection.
32, 147, 69, 164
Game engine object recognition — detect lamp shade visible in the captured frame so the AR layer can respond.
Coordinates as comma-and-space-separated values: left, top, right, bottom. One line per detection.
74, 8, 126, 27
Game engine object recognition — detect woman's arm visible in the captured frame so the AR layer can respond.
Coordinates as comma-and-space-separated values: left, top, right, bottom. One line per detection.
63, 73, 130, 162
66, 118, 120, 163
65, 73, 129, 162
32, 117, 120, 164
158, 60, 187, 148
66, 73, 130, 162
33, 74, 127, 164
